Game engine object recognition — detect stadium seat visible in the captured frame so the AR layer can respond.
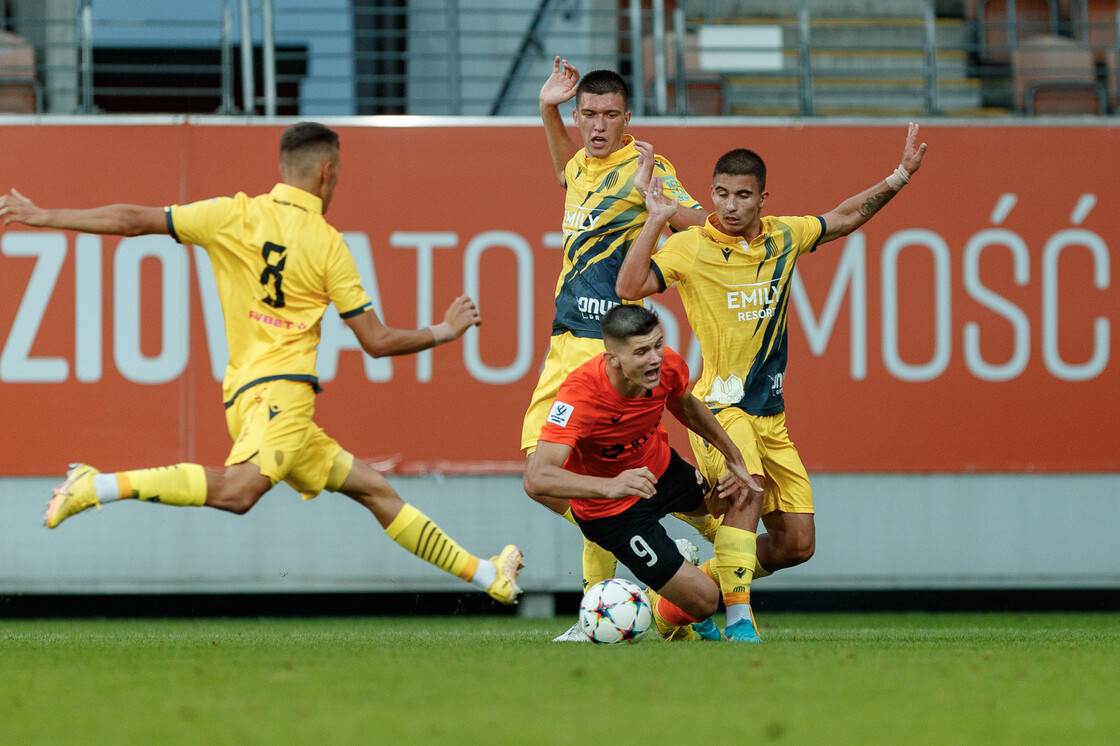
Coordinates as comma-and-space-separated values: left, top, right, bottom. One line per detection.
0, 30, 40, 113
978, 0, 1060, 62
1012, 33, 1108, 112
1068, 0, 1120, 64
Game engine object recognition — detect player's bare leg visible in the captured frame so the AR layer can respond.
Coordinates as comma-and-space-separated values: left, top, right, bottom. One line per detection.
203, 462, 271, 514
756, 511, 815, 574
341, 459, 523, 604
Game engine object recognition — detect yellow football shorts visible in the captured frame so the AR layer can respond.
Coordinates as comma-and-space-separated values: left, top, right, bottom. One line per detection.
225, 379, 353, 500
520, 332, 605, 454
689, 408, 814, 516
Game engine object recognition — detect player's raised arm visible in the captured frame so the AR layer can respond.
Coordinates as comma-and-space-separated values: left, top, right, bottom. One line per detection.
0, 188, 167, 236
344, 293, 480, 358
524, 441, 658, 500
539, 56, 581, 186
817, 122, 928, 245
616, 175, 677, 301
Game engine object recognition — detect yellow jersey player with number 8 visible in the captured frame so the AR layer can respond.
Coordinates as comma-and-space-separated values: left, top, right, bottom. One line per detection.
0, 122, 524, 605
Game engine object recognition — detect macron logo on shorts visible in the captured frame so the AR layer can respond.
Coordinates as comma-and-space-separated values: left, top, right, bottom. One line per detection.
547, 400, 574, 427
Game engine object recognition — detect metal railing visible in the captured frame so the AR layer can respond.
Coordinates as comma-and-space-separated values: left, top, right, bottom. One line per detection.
1, 0, 1118, 118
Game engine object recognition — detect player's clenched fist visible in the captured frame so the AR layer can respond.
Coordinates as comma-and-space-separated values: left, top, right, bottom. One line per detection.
442, 294, 481, 337
604, 467, 658, 499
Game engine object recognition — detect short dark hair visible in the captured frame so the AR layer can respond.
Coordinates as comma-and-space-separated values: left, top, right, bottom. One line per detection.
602, 304, 659, 343
576, 69, 630, 111
714, 148, 767, 190
280, 122, 339, 158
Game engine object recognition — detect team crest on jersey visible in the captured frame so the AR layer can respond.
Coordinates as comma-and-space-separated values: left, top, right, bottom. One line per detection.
547, 400, 575, 427
660, 175, 690, 203
705, 374, 745, 406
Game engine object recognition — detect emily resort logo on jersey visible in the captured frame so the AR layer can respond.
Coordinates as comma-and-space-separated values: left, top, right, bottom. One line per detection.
562, 203, 603, 237
726, 280, 782, 322
705, 374, 745, 406
547, 400, 574, 427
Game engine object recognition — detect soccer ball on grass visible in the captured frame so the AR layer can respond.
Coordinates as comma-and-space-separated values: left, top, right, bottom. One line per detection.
578, 578, 653, 644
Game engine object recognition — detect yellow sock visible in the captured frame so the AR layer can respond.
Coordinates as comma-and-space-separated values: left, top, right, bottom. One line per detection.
754, 561, 773, 580
714, 525, 757, 608
384, 503, 478, 581
582, 535, 617, 592
561, 507, 578, 526
116, 464, 206, 506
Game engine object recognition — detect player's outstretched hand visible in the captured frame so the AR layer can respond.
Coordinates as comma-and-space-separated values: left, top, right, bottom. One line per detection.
442, 294, 482, 338
643, 176, 678, 226
0, 188, 44, 227
540, 56, 579, 107
605, 467, 657, 499
901, 122, 927, 176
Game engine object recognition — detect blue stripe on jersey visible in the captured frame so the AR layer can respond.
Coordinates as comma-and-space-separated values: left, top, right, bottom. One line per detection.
164, 207, 180, 244
735, 225, 796, 415
552, 199, 647, 338
339, 303, 372, 319
810, 215, 826, 251
651, 262, 668, 293
551, 155, 696, 338
223, 374, 322, 408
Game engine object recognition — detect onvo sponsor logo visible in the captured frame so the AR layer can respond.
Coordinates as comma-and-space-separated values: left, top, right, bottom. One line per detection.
578, 296, 619, 321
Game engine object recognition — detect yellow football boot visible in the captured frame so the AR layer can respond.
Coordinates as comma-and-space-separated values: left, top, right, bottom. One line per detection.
486, 544, 524, 605
45, 463, 102, 529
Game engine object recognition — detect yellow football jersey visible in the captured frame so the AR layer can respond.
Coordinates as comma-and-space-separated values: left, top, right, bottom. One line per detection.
554, 134, 700, 339
167, 183, 372, 406
652, 213, 824, 415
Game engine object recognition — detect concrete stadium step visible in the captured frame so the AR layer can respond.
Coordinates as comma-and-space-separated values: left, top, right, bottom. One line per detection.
717, 48, 970, 78
723, 76, 982, 113
727, 104, 1010, 118
688, 16, 973, 52
805, 50, 970, 78
698, 0, 936, 16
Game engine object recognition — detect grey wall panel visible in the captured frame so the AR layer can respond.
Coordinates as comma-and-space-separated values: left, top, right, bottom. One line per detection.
2, 473, 1117, 594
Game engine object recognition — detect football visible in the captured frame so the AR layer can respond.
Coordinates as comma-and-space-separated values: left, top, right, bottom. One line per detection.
578, 578, 653, 644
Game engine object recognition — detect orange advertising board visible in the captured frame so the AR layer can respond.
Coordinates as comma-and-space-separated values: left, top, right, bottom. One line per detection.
0, 120, 1116, 474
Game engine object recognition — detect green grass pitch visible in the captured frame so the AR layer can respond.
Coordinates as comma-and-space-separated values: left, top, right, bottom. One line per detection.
3, 613, 1119, 744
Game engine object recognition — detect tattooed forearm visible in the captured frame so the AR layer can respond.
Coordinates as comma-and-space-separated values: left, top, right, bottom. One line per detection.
857, 189, 894, 218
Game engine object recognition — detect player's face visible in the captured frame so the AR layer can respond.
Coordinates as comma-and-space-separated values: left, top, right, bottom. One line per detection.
572, 92, 631, 159
711, 172, 767, 239
607, 327, 665, 397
